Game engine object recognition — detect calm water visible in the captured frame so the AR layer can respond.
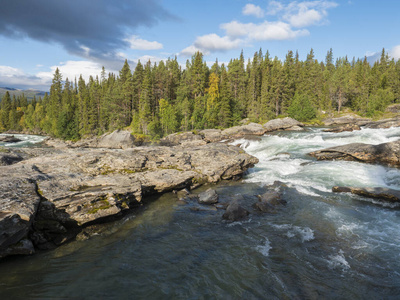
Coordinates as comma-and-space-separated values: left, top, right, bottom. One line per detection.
1, 128, 400, 299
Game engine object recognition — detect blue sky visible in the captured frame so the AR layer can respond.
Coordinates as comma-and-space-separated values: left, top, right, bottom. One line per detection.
0, 0, 399, 91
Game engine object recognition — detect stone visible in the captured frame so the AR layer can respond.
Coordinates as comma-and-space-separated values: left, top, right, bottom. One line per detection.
0, 151, 23, 166
323, 124, 361, 133
222, 199, 249, 222
332, 186, 400, 203
323, 115, 371, 126
96, 130, 136, 149
253, 183, 287, 213
263, 117, 303, 132
222, 123, 267, 138
0, 142, 258, 258
199, 129, 227, 143
309, 140, 400, 167
198, 188, 219, 205
385, 104, 400, 114
363, 117, 400, 129
0, 135, 22, 143
160, 131, 204, 146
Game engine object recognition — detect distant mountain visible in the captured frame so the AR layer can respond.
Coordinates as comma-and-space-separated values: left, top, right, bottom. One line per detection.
0, 87, 47, 101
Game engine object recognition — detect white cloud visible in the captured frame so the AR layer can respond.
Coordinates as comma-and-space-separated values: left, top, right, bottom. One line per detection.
221, 20, 309, 41
194, 34, 243, 52
389, 45, 400, 60
125, 35, 163, 50
267, 1, 285, 15
180, 1, 337, 55
0, 61, 118, 90
0, 66, 49, 89
242, 4, 265, 18
180, 45, 209, 57
281, 1, 338, 28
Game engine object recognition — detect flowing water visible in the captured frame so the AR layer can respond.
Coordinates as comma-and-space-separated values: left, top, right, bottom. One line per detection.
1, 128, 400, 299
0, 133, 47, 148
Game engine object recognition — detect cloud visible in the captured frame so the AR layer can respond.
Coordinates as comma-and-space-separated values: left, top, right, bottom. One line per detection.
242, 4, 265, 18
180, 45, 209, 57
389, 45, 400, 60
0, 66, 50, 90
125, 35, 163, 50
180, 1, 337, 56
0, 0, 174, 63
0, 61, 117, 91
194, 34, 243, 52
221, 21, 309, 41
268, 1, 338, 28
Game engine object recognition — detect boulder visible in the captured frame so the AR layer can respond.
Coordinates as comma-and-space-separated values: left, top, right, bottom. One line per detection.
199, 129, 227, 143
0, 135, 21, 143
96, 130, 136, 149
263, 117, 303, 132
160, 131, 203, 146
222, 199, 249, 222
309, 140, 400, 167
363, 117, 400, 129
323, 124, 361, 133
198, 188, 219, 205
332, 186, 400, 203
222, 123, 266, 138
323, 115, 371, 126
385, 104, 400, 114
254, 190, 286, 213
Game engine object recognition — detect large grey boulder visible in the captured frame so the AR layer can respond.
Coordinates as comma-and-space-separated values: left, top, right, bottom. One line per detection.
332, 186, 400, 203
309, 140, 400, 167
160, 131, 205, 146
222, 123, 266, 138
198, 188, 219, 205
96, 130, 136, 149
222, 199, 249, 222
263, 117, 304, 132
323, 115, 371, 126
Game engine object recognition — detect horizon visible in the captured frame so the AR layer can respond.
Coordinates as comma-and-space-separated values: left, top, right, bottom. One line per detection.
1, 0, 399, 91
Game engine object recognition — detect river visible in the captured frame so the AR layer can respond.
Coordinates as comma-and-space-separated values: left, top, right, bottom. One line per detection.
1, 128, 400, 299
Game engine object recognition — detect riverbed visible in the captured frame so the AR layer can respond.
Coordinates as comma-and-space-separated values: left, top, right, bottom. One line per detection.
1, 127, 400, 299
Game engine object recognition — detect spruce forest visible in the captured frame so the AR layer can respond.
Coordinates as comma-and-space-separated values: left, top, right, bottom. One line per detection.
0, 48, 399, 140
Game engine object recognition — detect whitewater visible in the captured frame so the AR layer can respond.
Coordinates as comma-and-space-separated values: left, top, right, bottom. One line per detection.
1, 127, 400, 299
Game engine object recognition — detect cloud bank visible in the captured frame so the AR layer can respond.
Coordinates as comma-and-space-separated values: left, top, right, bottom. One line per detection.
181, 0, 338, 56
0, 0, 173, 69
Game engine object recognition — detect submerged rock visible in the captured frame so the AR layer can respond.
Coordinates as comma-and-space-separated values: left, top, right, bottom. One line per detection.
254, 190, 286, 213
222, 199, 249, 222
309, 140, 400, 167
198, 188, 219, 205
332, 186, 400, 203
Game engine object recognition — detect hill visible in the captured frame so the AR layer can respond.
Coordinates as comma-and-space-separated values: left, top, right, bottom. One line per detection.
0, 87, 47, 101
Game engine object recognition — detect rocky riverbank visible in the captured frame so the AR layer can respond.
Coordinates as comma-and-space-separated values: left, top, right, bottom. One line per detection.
0, 143, 258, 258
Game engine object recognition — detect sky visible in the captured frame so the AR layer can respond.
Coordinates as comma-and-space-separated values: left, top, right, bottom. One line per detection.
0, 0, 399, 91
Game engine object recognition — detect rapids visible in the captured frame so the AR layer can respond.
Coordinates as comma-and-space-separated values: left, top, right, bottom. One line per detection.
1, 127, 400, 299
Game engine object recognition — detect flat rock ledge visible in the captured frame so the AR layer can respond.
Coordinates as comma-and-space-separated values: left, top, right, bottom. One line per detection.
332, 186, 400, 204
0, 143, 258, 259
309, 140, 400, 167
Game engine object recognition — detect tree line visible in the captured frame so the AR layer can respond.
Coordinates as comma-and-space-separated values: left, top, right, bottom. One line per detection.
0, 48, 399, 140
